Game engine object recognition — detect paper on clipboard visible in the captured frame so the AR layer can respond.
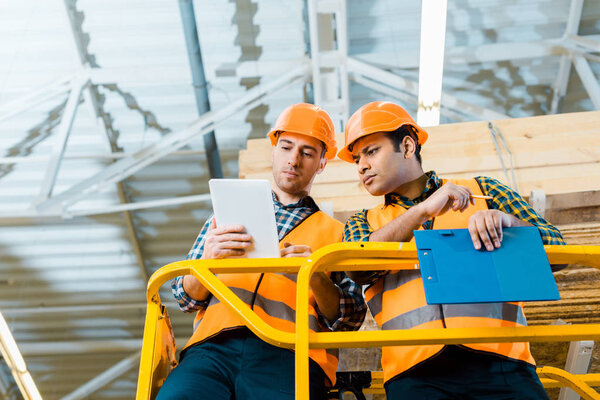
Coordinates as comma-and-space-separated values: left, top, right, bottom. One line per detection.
209, 179, 280, 258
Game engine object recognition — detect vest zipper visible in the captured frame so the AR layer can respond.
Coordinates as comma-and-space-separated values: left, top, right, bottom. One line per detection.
250, 273, 264, 310
439, 305, 447, 328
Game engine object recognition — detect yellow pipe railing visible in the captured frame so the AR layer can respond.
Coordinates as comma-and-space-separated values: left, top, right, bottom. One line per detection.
137, 243, 600, 400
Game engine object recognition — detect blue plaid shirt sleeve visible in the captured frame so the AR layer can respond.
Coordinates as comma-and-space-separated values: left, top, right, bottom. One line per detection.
342, 210, 388, 287
476, 177, 565, 245
317, 272, 366, 331
171, 217, 214, 313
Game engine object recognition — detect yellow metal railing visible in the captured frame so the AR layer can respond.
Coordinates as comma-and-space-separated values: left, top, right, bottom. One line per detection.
136, 242, 600, 400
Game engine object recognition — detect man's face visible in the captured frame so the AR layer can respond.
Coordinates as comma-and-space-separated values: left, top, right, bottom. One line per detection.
351, 132, 409, 196
272, 132, 326, 195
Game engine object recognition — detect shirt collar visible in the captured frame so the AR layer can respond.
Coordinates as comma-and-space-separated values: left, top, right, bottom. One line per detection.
384, 171, 442, 208
272, 191, 319, 211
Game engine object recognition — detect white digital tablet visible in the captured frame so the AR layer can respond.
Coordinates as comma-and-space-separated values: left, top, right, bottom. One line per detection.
208, 179, 280, 258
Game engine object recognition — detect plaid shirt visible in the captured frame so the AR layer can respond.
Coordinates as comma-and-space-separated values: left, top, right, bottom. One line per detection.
343, 171, 565, 285
173, 192, 366, 332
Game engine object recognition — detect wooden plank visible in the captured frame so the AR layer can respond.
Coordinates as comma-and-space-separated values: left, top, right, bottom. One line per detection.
239, 111, 600, 214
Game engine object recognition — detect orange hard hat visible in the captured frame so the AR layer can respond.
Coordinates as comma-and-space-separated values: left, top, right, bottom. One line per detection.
337, 101, 428, 163
267, 103, 337, 160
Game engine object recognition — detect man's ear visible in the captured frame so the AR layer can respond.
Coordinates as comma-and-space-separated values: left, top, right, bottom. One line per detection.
316, 157, 327, 175
402, 136, 417, 159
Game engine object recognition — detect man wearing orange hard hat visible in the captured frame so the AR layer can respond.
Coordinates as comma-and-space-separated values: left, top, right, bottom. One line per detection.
158, 103, 365, 400
339, 101, 564, 399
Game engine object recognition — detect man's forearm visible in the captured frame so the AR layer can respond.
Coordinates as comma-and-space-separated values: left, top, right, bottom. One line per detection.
369, 204, 429, 242
507, 214, 533, 227
182, 275, 211, 302
310, 272, 341, 323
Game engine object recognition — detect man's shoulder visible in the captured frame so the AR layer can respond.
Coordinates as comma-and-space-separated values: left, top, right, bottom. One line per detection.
310, 210, 344, 229
344, 208, 373, 225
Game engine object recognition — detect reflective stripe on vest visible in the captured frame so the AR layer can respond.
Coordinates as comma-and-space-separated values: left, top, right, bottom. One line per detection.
364, 178, 535, 383
193, 285, 321, 333
382, 302, 527, 330
184, 211, 344, 385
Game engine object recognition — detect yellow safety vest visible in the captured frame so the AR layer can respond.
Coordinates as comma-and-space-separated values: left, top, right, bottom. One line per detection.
364, 178, 535, 383
184, 211, 344, 385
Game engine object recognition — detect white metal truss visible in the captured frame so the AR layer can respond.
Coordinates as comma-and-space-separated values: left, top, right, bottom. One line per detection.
60, 352, 141, 400
306, 0, 350, 129
347, 57, 509, 121
0, 1, 598, 222
0, 76, 73, 123
0, 311, 42, 400
551, 0, 584, 114
34, 77, 89, 205
572, 55, 600, 109
33, 61, 310, 216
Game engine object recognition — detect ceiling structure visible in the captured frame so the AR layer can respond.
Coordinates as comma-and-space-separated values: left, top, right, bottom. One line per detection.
0, 0, 598, 398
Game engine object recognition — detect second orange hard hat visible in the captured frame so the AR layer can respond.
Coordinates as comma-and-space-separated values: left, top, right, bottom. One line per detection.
337, 101, 428, 163
267, 103, 337, 160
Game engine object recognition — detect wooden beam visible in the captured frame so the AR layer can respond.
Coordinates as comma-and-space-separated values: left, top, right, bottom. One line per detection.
240, 111, 600, 214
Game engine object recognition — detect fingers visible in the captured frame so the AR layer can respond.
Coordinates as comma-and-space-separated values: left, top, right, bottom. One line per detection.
203, 222, 253, 259
450, 185, 472, 212
280, 244, 312, 258
211, 248, 247, 258
468, 216, 483, 250
485, 212, 503, 247
212, 223, 247, 236
468, 211, 503, 251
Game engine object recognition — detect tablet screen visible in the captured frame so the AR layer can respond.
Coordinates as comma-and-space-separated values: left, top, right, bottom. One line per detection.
209, 179, 280, 258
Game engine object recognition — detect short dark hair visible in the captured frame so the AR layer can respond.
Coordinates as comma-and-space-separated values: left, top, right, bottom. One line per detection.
383, 125, 422, 164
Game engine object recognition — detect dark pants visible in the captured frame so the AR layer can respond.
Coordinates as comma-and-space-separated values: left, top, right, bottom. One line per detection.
156, 330, 328, 400
385, 345, 549, 400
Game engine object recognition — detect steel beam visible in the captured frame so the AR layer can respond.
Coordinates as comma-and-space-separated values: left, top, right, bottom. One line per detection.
19, 338, 187, 356
551, 0, 584, 114
0, 76, 73, 123
572, 56, 600, 109
34, 63, 309, 214
2, 303, 148, 317
64, 193, 212, 218
33, 78, 88, 205
178, 0, 223, 179
351, 73, 471, 123
567, 35, 600, 53
60, 352, 140, 400
348, 57, 508, 121
0, 149, 233, 165
0, 312, 42, 400
353, 39, 563, 70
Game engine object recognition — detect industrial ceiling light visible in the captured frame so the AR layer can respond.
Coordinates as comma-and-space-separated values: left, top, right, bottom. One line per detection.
0, 311, 42, 400
417, 0, 448, 127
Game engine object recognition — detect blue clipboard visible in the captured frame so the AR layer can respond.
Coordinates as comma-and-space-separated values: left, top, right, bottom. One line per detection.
414, 227, 560, 304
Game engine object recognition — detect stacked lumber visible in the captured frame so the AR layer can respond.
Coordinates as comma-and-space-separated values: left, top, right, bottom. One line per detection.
239, 111, 600, 213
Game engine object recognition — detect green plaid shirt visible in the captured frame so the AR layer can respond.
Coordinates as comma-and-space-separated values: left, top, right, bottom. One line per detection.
343, 170, 565, 255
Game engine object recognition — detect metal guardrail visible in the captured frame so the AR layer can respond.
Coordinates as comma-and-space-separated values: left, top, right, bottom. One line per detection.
137, 242, 600, 400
